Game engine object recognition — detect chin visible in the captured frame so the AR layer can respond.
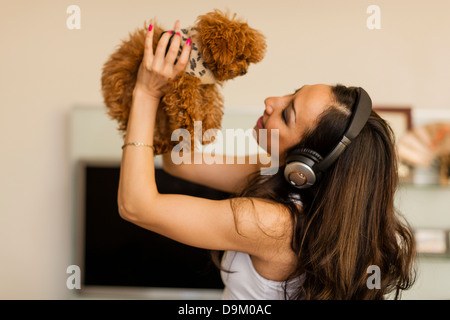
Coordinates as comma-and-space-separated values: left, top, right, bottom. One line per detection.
252, 127, 268, 153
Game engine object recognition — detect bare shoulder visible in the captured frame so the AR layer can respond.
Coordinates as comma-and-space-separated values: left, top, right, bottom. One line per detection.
230, 197, 294, 251
233, 197, 298, 281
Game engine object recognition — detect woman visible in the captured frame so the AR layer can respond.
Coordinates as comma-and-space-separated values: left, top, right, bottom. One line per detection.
118, 21, 416, 299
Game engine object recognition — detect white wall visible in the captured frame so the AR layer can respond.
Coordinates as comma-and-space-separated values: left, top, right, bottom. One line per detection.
1, 0, 450, 299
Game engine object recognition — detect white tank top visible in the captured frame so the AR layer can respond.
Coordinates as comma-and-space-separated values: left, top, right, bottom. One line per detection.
220, 251, 304, 300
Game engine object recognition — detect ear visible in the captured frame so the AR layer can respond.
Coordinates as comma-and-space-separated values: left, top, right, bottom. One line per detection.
244, 26, 267, 63
101, 26, 147, 132
195, 10, 239, 69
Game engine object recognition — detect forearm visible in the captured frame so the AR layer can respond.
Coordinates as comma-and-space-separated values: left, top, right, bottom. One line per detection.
161, 150, 265, 193
118, 89, 160, 217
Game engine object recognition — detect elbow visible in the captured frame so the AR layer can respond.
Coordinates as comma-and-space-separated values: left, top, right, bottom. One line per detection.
117, 191, 159, 224
118, 201, 129, 221
117, 195, 144, 224
118, 198, 137, 222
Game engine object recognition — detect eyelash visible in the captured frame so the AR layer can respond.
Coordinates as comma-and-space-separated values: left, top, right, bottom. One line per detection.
282, 108, 288, 124
282, 103, 291, 124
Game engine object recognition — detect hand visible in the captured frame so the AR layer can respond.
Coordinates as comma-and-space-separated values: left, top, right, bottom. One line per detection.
134, 20, 191, 101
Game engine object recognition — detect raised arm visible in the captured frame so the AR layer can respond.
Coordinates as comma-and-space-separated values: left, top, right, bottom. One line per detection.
161, 152, 264, 194
117, 22, 291, 259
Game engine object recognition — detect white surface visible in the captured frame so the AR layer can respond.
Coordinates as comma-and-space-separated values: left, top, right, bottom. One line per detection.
2, 0, 450, 299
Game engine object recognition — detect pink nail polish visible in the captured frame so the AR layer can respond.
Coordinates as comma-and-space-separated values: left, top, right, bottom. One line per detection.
175, 32, 181, 36
148, 24, 153, 32
168, 31, 173, 35
186, 38, 191, 46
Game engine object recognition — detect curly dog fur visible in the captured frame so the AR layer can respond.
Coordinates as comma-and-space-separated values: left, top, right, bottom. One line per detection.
101, 10, 266, 154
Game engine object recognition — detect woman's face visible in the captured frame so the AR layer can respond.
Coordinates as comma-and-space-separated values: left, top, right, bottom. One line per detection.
254, 84, 333, 162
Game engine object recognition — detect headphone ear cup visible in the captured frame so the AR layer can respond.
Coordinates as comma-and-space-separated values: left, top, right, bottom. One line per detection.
284, 148, 323, 189
296, 148, 323, 163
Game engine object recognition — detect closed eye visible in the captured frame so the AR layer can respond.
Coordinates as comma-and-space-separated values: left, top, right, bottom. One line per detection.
282, 101, 294, 125
282, 107, 288, 124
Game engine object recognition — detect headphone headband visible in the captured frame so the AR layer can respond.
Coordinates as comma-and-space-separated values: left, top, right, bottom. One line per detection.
285, 87, 372, 188
314, 87, 372, 172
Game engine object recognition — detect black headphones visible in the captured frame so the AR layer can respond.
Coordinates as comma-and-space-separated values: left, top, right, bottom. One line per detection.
284, 87, 373, 189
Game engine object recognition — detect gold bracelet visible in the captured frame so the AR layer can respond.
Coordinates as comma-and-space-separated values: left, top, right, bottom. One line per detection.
122, 142, 155, 152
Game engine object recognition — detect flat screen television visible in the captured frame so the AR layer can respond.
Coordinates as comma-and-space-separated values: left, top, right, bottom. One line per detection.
75, 160, 229, 299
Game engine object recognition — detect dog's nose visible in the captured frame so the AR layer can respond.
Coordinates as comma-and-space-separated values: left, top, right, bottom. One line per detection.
241, 69, 247, 75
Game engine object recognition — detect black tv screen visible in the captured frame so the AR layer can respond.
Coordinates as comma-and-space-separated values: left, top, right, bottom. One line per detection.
77, 160, 229, 295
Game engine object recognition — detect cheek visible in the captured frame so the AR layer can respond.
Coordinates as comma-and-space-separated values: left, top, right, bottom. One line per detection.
254, 126, 291, 157
276, 135, 294, 158
277, 128, 304, 159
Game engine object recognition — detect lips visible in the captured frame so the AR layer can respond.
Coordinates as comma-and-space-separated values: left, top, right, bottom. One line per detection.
257, 116, 264, 129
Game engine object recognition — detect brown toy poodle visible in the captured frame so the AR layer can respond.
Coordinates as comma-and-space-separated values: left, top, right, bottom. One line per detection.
101, 10, 266, 154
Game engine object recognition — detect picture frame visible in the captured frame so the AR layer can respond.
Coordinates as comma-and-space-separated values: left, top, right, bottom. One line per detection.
410, 109, 450, 186
414, 228, 450, 257
373, 107, 413, 183
373, 107, 412, 142
440, 154, 450, 186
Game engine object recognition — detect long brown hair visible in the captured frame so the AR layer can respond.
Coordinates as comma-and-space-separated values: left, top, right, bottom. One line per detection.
222, 84, 416, 299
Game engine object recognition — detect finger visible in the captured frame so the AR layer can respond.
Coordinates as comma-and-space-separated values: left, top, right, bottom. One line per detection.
154, 31, 174, 64
142, 23, 155, 68
174, 20, 180, 33
164, 32, 182, 66
173, 38, 191, 74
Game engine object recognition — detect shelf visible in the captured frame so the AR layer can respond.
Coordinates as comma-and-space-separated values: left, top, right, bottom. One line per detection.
399, 183, 450, 190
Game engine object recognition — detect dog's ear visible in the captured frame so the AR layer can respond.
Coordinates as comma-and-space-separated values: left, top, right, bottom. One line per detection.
101, 26, 147, 132
195, 10, 238, 68
243, 25, 266, 64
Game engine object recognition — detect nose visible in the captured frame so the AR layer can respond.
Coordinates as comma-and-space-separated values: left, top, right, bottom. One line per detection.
264, 97, 275, 115
241, 69, 247, 75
